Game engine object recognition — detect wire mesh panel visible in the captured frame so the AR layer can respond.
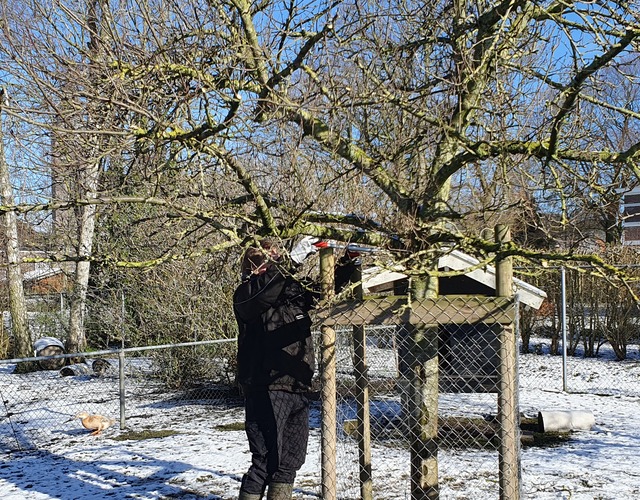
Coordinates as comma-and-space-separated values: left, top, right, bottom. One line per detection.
0, 356, 121, 451
0, 340, 238, 452
316, 295, 519, 500
0, 321, 637, 497
519, 266, 640, 396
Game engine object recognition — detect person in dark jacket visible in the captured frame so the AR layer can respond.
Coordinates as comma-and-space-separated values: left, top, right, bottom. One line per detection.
233, 236, 356, 500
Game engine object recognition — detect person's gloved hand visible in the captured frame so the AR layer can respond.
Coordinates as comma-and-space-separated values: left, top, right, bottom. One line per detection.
290, 236, 320, 264
345, 251, 361, 266
344, 245, 362, 265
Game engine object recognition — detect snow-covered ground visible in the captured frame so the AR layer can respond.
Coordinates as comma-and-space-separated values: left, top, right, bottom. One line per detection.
1, 341, 639, 500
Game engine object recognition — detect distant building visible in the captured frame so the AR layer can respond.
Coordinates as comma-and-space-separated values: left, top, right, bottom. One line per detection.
0, 216, 71, 295
23, 264, 69, 295
621, 186, 640, 245
0, 250, 70, 294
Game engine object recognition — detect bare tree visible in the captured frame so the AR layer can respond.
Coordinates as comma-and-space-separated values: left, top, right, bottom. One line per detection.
0, 1, 639, 496
1, 0, 636, 271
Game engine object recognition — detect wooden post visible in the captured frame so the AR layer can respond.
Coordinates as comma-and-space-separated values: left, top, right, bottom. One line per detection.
495, 225, 520, 500
352, 264, 373, 500
320, 247, 337, 500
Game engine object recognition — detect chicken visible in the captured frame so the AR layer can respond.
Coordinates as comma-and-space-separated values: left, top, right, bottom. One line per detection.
74, 411, 116, 436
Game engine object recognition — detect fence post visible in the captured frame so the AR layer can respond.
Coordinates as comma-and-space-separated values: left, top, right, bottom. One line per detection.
560, 267, 568, 392
119, 289, 126, 430
118, 349, 126, 429
320, 247, 337, 500
495, 225, 520, 500
406, 323, 439, 500
352, 263, 373, 500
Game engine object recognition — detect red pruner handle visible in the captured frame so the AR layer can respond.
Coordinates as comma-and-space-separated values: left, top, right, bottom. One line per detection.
312, 240, 330, 249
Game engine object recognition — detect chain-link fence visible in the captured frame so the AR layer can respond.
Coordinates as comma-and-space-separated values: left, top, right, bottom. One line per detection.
519, 265, 640, 395
1, 294, 520, 499
2, 292, 640, 498
316, 295, 520, 500
0, 339, 239, 452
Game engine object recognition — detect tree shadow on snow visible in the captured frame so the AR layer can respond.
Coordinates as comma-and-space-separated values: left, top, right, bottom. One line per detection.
0, 446, 235, 499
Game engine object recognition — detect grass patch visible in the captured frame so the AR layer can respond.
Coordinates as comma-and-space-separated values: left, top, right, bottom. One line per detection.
215, 422, 245, 431
113, 429, 180, 441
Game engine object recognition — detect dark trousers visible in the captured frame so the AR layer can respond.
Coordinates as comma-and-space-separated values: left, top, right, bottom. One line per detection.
240, 390, 310, 495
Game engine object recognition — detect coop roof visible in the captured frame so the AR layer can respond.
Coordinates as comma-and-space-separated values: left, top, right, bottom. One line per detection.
362, 249, 547, 310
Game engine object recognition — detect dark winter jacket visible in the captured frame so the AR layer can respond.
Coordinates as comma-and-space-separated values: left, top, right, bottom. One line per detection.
233, 257, 355, 393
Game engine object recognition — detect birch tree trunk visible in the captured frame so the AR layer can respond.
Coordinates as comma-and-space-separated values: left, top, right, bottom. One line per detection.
65, 0, 108, 354
66, 163, 99, 354
0, 89, 34, 372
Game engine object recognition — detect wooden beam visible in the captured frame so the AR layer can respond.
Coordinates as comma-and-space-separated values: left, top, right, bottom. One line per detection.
315, 296, 515, 326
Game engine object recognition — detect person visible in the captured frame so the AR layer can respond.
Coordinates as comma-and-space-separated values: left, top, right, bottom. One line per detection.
233, 236, 357, 500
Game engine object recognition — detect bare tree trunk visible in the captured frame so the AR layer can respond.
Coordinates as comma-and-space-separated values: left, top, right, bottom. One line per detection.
0, 89, 34, 371
66, 0, 108, 354
407, 274, 440, 500
66, 166, 98, 354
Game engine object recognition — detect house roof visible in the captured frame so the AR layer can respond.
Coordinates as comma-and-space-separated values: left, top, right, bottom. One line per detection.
23, 266, 64, 282
362, 249, 547, 310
